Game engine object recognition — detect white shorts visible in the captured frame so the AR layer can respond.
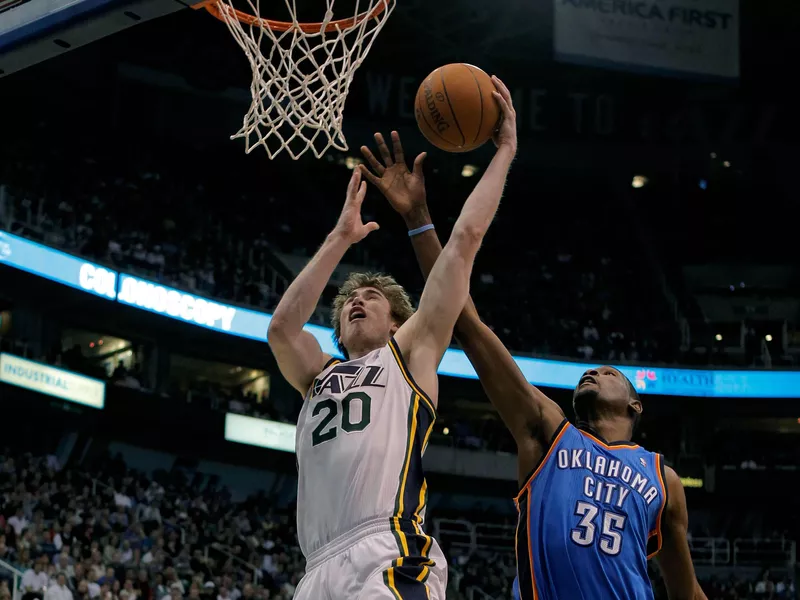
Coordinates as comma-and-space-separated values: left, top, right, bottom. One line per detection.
294, 519, 447, 600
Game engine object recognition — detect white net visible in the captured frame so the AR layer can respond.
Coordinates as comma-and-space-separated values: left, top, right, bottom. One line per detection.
207, 0, 395, 160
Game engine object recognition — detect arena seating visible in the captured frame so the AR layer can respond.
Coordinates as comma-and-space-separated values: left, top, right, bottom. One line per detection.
0, 451, 304, 600
0, 451, 793, 600
0, 130, 683, 365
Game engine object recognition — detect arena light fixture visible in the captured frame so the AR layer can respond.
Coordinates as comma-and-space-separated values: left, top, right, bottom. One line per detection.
344, 156, 363, 170
723, 160, 731, 168
715, 334, 723, 341
765, 334, 773, 342
680, 477, 703, 488
631, 175, 648, 188
443, 427, 450, 435
461, 164, 478, 178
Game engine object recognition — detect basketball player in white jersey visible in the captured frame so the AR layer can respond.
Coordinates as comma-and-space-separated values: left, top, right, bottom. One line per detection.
266, 77, 517, 600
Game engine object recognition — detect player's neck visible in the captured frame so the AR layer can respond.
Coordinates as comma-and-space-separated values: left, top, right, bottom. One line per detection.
585, 416, 633, 444
345, 340, 385, 360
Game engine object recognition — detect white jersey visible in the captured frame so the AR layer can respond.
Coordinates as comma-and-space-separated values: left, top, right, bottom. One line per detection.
295, 338, 437, 558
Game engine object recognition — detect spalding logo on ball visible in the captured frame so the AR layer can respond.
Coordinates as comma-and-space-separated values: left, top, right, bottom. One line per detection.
414, 63, 501, 153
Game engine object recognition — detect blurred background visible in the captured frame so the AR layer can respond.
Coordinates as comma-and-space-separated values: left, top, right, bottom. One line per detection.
0, 0, 798, 598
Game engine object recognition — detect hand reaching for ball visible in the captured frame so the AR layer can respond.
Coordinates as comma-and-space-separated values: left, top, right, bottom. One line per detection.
490, 75, 517, 153
359, 131, 428, 222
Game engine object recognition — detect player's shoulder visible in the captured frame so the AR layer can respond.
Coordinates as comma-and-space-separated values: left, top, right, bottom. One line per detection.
322, 356, 343, 370
661, 464, 682, 491
385, 338, 436, 413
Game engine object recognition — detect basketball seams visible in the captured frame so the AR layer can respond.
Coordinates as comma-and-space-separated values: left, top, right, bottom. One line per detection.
439, 68, 466, 147
463, 64, 485, 146
415, 78, 457, 148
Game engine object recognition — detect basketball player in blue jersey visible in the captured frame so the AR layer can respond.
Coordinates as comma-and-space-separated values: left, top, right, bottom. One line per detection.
361, 133, 708, 600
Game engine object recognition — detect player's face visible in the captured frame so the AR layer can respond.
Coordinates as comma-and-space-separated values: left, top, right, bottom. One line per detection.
339, 286, 397, 349
572, 366, 631, 414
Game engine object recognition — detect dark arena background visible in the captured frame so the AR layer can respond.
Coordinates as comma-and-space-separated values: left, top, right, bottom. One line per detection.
0, 0, 799, 598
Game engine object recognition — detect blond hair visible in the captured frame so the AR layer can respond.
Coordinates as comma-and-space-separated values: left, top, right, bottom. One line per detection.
332, 272, 416, 354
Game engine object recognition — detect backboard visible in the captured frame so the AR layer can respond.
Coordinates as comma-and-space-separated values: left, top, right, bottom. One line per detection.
0, 0, 202, 77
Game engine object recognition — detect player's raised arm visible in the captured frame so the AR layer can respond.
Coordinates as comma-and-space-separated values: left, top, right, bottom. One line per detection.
374, 77, 516, 404
655, 467, 708, 600
361, 136, 563, 482
267, 169, 379, 394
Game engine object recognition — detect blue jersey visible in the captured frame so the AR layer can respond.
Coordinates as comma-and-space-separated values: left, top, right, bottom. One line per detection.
513, 420, 668, 600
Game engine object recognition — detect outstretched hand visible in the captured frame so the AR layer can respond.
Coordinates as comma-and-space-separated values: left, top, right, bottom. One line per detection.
332, 169, 380, 245
490, 76, 517, 152
359, 131, 428, 219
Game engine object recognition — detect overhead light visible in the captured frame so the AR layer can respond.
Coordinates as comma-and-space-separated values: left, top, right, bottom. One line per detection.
631, 175, 648, 188
680, 477, 703, 488
715, 334, 723, 342
344, 156, 363, 170
461, 165, 478, 178
765, 334, 773, 342
442, 427, 450, 435
710, 152, 717, 159
723, 160, 731, 168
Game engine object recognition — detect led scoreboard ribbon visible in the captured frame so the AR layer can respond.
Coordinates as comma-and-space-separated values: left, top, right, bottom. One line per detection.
1, 231, 797, 398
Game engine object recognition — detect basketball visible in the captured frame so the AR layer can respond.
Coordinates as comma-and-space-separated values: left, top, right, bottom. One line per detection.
414, 63, 502, 153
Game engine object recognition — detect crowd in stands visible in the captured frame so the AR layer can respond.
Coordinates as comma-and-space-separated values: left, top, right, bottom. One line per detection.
0, 450, 795, 600
0, 451, 304, 600
0, 132, 683, 365
446, 552, 798, 599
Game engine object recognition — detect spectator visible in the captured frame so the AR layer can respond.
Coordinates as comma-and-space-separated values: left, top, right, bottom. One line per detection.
9, 508, 30, 536
74, 580, 91, 600
21, 558, 49, 600
45, 573, 74, 600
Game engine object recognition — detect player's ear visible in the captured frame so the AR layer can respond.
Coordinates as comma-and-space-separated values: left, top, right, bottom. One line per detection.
630, 399, 643, 416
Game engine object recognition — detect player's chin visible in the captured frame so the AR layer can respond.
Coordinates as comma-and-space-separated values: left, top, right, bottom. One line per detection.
343, 319, 364, 335
572, 390, 596, 422
572, 385, 598, 402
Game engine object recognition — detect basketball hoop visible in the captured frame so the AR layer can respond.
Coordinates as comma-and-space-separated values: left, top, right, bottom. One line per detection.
195, 0, 395, 159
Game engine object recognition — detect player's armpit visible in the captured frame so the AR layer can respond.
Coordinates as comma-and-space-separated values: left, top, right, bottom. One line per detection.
393, 235, 476, 405
267, 326, 331, 395
654, 466, 708, 600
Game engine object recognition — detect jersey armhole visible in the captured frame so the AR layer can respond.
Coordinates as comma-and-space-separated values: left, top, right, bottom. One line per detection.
388, 337, 436, 418
647, 453, 669, 559
304, 358, 341, 399
323, 357, 341, 370
515, 418, 569, 499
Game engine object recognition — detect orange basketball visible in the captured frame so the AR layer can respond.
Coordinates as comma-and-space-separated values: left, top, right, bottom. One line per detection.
414, 63, 501, 153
